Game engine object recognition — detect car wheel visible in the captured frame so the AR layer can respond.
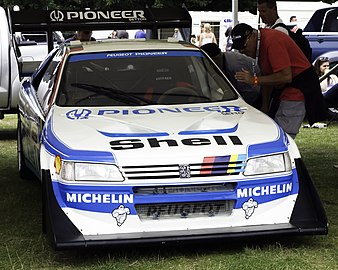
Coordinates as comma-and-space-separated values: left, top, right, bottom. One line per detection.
17, 117, 34, 180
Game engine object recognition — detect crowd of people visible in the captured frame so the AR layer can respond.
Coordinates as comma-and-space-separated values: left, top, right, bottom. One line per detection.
198, 0, 337, 140
197, 0, 336, 167
65, 29, 147, 42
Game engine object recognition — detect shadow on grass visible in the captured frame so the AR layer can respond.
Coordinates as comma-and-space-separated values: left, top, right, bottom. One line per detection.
49, 234, 323, 266
0, 128, 16, 140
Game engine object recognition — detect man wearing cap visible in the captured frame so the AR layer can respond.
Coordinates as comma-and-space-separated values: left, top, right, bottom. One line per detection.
232, 23, 326, 138
200, 43, 261, 107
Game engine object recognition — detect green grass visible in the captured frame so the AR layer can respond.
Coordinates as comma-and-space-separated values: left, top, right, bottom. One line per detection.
0, 114, 337, 270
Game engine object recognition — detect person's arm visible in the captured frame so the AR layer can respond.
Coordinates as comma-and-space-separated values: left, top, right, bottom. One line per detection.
331, 74, 338, 85
260, 85, 273, 113
199, 34, 204, 47
234, 67, 292, 86
212, 33, 217, 44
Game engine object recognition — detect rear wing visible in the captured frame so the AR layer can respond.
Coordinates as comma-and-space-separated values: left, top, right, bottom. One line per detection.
10, 7, 192, 52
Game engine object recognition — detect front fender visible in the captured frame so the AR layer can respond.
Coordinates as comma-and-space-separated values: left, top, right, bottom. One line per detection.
287, 134, 301, 160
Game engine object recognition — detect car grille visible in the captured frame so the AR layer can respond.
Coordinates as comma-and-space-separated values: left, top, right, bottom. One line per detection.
122, 158, 246, 180
133, 183, 236, 195
135, 200, 235, 220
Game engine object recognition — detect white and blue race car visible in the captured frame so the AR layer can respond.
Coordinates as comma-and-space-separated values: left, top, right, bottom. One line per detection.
17, 39, 328, 249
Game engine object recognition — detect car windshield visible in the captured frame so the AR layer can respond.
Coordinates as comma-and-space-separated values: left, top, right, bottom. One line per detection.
56, 50, 238, 106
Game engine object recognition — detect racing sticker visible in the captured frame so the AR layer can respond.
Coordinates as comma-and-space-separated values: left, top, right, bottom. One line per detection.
66, 109, 91, 120
242, 198, 258, 219
66, 105, 244, 118
112, 205, 131, 226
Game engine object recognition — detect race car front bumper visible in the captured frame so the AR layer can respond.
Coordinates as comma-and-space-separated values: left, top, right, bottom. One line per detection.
42, 158, 328, 250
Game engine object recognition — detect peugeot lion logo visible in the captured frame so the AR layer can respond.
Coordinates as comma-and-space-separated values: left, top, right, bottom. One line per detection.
50, 10, 64, 22
179, 164, 191, 178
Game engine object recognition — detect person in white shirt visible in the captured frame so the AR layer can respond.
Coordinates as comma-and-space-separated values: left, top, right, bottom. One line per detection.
198, 23, 217, 47
312, 56, 338, 126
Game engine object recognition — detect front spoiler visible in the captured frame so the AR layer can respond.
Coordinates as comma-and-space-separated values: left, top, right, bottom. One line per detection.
42, 159, 328, 250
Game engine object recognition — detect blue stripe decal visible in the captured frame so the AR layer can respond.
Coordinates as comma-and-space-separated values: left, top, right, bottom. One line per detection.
69, 51, 204, 62
234, 168, 298, 209
98, 130, 169, 137
42, 117, 116, 163
52, 181, 137, 214
51, 169, 298, 214
247, 125, 288, 158
98, 126, 238, 137
178, 125, 238, 135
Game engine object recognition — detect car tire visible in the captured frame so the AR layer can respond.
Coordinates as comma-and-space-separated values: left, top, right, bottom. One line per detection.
17, 116, 34, 180
41, 171, 57, 249
41, 175, 48, 234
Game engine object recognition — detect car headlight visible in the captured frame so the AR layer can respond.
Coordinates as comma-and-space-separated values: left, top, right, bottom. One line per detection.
61, 162, 124, 181
244, 153, 292, 176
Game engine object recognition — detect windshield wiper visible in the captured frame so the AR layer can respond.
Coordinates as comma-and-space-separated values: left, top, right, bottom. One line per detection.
70, 83, 152, 105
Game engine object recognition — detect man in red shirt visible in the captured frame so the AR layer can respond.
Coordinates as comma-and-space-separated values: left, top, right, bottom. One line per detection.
231, 23, 326, 138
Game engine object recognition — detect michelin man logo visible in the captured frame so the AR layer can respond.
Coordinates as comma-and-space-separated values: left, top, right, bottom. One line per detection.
112, 205, 130, 226
242, 198, 258, 219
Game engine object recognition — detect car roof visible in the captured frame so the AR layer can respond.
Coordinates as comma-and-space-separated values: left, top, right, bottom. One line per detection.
313, 50, 338, 64
68, 39, 200, 54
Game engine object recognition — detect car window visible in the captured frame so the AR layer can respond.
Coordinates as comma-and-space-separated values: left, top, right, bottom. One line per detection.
323, 9, 338, 32
330, 61, 338, 77
36, 50, 62, 112
56, 50, 237, 106
31, 48, 59, 90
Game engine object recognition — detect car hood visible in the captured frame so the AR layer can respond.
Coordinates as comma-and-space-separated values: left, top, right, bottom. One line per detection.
45, 102, 284, 165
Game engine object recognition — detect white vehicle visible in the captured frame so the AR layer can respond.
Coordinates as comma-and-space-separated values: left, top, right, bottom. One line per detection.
0, 6, 189, 119
0, 7, 63, 119
0, 6, 21, 119
2, 6, 328, 250
18, 38, 328, 250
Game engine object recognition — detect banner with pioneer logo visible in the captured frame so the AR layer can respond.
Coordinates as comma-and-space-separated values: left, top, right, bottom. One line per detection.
49, 10, 147, 23
10, 6, 192, 51
10, 7, 191, 30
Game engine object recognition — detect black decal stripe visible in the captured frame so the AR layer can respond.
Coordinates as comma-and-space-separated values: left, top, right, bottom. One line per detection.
229, 136, 243, 145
